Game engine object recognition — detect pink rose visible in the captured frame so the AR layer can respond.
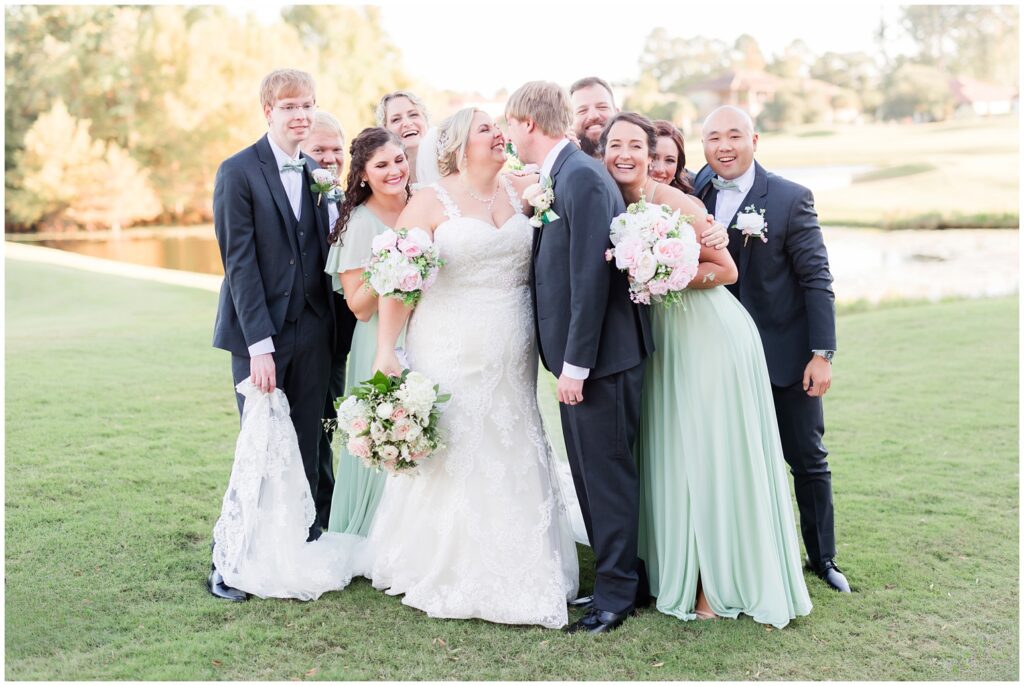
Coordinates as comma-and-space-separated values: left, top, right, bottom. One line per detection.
653, 238, 687, 268
614, 238, 643, 270
648, 279, 670, 296
393, 420, 412, 440
390, 406, 408, 421
347, 435, 371, 458
397, 238, 423, 258
397, 265, 423, 292
651, 217, 673, 239
350, 417, 368, 433
667, 265, 695, 291
410, 450, 429, 461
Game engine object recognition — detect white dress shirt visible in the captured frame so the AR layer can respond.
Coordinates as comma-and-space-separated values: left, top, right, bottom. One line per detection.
248, 136, 307, 357
538, 138, 589, 381
713, 161, 756, 226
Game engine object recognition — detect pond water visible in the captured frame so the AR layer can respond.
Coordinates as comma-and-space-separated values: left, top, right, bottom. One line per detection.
8, 224, 1019, 304
30, 227, 225, 276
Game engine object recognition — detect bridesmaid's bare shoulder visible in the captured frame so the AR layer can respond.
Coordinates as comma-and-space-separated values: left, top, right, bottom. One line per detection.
652, 182, 707, 218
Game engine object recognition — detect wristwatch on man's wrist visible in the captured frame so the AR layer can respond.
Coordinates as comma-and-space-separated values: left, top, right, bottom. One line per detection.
812, 350, 835, 363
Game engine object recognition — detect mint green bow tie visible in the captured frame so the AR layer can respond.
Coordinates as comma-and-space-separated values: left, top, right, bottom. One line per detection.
280, 159, 305, 173
712, 177, 739, 191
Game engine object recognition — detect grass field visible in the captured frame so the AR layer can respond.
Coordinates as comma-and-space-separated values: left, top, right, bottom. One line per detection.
691, 115, 1019, 228
5, 259, 1019, 680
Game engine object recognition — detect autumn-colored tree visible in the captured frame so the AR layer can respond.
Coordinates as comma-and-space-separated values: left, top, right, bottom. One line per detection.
9, 100, 159, 231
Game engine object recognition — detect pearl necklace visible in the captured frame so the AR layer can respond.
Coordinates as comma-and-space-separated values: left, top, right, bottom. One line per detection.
463, 179, 499, 213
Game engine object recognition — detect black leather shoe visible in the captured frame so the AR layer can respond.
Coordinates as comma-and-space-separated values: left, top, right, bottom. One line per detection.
564, 608, 633, 634
811, 559, 851, 593
568, 595, 594, 609
207, 568, 248, 602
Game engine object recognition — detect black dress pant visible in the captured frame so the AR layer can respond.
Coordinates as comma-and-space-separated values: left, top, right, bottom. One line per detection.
559, 362, 646, 615
231, 305, 333, 540
771, 381, 836, 569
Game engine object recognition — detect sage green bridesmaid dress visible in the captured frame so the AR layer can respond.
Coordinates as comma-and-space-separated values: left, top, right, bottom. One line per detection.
636, 285, 813, 628
323, 204, 391, 536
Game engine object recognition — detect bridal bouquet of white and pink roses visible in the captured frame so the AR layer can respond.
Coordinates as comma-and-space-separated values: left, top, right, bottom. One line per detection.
334, 370, 450, 475
363, 227, 443, 307
605, 196, 701, 305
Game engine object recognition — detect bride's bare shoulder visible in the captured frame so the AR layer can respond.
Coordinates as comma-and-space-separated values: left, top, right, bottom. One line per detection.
399, 184, 447, 232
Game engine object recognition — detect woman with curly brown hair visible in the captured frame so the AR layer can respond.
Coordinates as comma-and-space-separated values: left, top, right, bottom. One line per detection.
323, 127, 411, 537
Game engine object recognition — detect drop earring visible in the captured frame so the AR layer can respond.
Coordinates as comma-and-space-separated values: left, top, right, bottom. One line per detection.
360, 180, 366, 188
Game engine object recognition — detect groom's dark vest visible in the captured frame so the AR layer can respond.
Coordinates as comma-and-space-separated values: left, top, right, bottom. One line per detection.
286, 182, 330, 322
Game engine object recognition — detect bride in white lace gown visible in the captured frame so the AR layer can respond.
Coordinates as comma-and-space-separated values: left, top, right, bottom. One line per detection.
369, 108, 579, 628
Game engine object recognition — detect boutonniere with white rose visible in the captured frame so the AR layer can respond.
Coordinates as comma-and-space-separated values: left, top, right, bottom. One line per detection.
733, 205, 768, 246
311, 168, 341, 206
523, 175, 560, 228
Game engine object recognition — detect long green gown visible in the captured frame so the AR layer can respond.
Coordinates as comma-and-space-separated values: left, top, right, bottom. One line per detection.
323, 204, 391, 536
636, 286, 813, 629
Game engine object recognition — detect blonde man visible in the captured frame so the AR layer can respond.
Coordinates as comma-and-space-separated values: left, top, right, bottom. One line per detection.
210, 69, 337, 600
506, 81, 654, 635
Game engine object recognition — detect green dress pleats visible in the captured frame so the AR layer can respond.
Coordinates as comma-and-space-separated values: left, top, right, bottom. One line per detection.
323, 205, 390, 537
636, 286, 812, 628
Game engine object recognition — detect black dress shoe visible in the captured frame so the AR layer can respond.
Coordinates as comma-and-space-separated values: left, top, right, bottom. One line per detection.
564, 608, 633, 634
568, 594, 594, 609
811, 559, 851, 593
207, 568, 248, 602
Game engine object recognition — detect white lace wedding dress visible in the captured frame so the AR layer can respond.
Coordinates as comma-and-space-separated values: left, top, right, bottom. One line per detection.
363, 179, 579, 628
212, 178, 579, 627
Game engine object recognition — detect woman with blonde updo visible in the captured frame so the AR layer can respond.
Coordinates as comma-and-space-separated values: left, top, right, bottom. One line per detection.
362, 107, 580, 629
376, 90, 430, 186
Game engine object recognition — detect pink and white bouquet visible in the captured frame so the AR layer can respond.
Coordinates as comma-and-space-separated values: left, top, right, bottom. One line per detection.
363, 227, 443, 307
605, 196, 701, 305
334, 370, 450, 475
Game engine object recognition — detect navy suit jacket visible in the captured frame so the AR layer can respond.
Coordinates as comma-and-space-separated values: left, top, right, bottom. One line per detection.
694, 161, 836, 387
532, 145, 654, 379
212, 134, 334, 357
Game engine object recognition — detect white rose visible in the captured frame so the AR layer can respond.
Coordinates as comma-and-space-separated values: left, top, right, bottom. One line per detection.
522, 183, 545, 208
634, 251, 658, 283
736, 212, 765, 235
379, 444, 400, 461
376, 402, 395, 420
311, 168, 335, 185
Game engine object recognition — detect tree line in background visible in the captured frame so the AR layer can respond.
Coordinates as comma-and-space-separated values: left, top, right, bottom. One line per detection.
626, 5, 1018, 131
4, 5, 417, 232
4, 4, 1019, 233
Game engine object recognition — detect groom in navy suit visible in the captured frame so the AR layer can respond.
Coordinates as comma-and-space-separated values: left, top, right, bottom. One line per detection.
209, 69, 336, 601
506, 81, 655, 634
693, 105, 850, 593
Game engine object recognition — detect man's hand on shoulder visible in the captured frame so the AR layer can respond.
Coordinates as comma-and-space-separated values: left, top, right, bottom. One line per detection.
700, 214, 729, 250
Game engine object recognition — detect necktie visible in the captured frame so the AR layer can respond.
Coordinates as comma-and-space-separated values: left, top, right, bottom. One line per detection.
712, 177, 739, 191
280, 159, 305, 173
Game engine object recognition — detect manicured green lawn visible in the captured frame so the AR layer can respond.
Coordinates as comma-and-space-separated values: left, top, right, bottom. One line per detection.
5, 259, 1018, 680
